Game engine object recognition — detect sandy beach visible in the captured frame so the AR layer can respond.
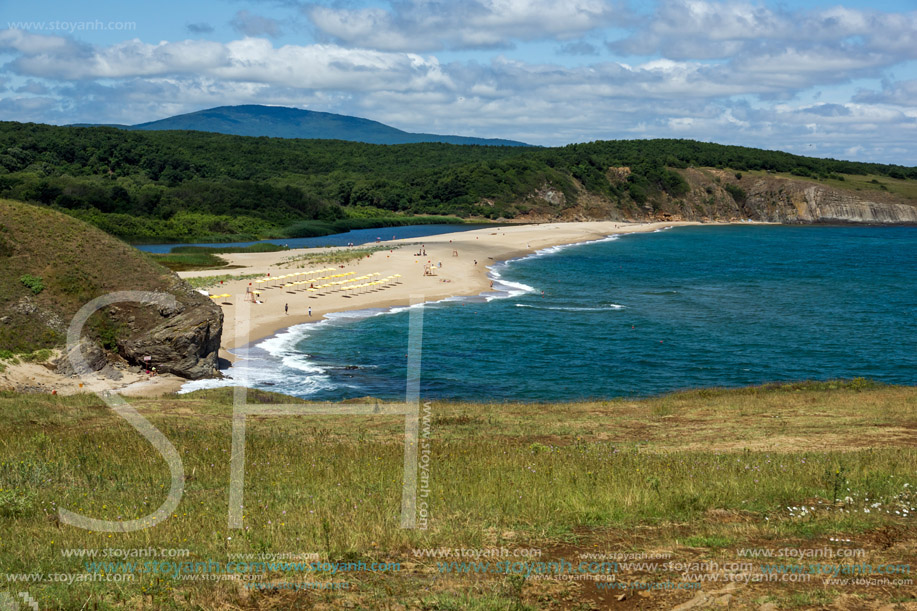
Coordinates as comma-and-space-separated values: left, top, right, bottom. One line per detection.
0, 357, 187, 397
0, 220, 709, 397
184, 220, 711, 356
0, 220, 736, 397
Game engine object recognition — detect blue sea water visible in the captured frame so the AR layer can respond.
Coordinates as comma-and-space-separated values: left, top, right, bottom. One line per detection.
182, 225, 917, 401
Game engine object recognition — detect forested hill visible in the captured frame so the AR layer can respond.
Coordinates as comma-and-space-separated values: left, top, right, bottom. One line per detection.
124, 105, 531, 147
0, 120, 915, 242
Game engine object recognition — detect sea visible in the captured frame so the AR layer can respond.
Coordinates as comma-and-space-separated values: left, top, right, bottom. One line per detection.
180, 225, 917, 402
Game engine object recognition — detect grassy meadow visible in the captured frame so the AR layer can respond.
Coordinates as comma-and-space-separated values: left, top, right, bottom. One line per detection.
0, 381, 915, 609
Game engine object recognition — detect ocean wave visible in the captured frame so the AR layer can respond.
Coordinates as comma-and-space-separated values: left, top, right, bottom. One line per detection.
509, 233, 623, 265
514, 303, 626, 311
178, 351, 337, 396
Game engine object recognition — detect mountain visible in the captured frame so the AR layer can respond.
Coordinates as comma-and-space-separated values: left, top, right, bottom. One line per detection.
122, 105, 531, 146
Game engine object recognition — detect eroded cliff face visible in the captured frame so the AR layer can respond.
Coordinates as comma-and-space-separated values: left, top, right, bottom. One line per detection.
746, 182, 917, 224
517, 168, 917, 225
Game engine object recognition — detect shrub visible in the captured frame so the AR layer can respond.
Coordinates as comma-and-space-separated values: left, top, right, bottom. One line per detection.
724, 183, 746, 203
21, 349, 52, 363
19, 274, 44, 295
0, 489, 36, 517
90, 313, 122, 351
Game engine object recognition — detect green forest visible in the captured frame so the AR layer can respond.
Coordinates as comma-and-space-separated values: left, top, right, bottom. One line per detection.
0, 121, 914, 242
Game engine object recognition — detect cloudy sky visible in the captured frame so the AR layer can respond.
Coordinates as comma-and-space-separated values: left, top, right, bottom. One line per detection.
1, 0, 916, 163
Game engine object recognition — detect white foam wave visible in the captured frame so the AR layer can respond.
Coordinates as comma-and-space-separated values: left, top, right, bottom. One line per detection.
509, 233, 623, 266
514, 303, 626, 312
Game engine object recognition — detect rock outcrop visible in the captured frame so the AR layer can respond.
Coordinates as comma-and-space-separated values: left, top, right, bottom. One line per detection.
115, 284, 223, 379
751, 184, 917, 224
1, 199, 222, 382
508, 168, 917, 225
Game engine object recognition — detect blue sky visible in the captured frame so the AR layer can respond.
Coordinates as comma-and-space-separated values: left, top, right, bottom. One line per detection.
1, 0, 916, 163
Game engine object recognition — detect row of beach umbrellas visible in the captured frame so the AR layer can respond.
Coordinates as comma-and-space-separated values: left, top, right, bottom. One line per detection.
303, 272, 402, 295
209, 269, 402, 303
252, 268, 338, 286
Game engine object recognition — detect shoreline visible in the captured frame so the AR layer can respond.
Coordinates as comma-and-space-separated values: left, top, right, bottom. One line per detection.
203, 221, 721, 360
0, 220, 759, 397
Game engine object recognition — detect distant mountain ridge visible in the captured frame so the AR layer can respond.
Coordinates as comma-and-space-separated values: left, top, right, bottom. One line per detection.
82, 105, 531, 146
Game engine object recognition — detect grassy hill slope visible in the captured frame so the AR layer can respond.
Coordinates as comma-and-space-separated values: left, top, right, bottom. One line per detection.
0, 199, 221, 377
0, 380, 913, 609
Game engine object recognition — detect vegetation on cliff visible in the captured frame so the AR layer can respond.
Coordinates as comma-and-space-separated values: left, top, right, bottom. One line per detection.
1, 121, 914, 241
0, 199, 221, 377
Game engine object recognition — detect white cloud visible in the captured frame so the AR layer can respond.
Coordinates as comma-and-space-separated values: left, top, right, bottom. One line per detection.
4, 33, 452, 92
0, 29, 81, 54
307, 0, 621, 51
1, 0, 916, 164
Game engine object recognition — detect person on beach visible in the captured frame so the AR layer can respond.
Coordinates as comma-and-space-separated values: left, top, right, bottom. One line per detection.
285, 303, 288, 315
308, 307, 312, 317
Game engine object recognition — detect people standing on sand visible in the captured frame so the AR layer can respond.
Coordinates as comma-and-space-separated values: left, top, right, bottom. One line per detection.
308, 307, 312, 317
474, 259, 477, 265
285, 303, 288, 315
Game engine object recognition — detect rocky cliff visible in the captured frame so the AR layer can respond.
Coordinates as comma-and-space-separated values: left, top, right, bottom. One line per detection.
0, 199, 222, 380
518, 168, 917, 225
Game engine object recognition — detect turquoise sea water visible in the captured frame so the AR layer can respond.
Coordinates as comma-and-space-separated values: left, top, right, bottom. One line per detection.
183, 225, 917, 401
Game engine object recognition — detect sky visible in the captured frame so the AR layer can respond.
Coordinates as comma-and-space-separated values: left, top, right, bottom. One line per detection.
1, 0, 916, 164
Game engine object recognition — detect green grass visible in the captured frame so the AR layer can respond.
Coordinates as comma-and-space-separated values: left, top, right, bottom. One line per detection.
0, 199, 200, 354
280, 245, 395, 267
147, 252, 228, 272
0, 382, 915, 609
744, 169, 917, 199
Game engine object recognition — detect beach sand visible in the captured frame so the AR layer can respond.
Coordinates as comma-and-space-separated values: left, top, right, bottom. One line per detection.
0, 220, 725, 397
185, 221, 708, 355
0, 357, 186, 397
